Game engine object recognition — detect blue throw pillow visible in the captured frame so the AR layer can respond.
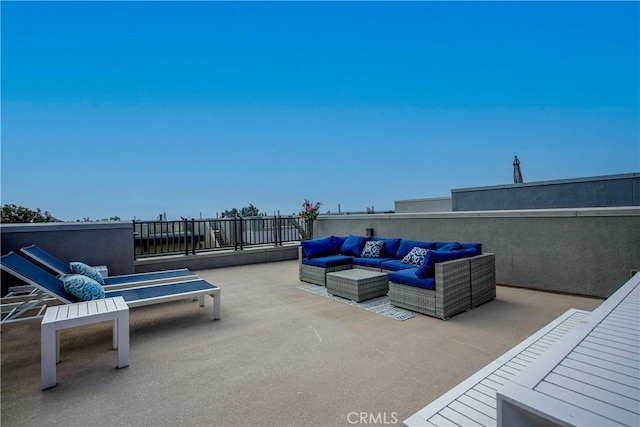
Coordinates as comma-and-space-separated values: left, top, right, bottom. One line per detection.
401, 247, 429, 266
330, 235, 348, 252
415, 250, 437, 278
360, 240, 384, 258
63, 274, 105, 301
301, 237, 334, 258
374, 237, 401, 258
69, 261, 105, 285
340, 235, 369, 257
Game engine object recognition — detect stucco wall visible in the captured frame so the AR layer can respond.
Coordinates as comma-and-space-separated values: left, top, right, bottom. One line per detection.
313, 207, 640, 298
395, 197, 452, 213
1, 222, 135, 277
134, 244, 299, 273
452, 173, 640, 211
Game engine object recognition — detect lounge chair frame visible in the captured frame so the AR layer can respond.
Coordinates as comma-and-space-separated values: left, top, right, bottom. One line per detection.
20, 245, 197, 288
1, 252, 221, 326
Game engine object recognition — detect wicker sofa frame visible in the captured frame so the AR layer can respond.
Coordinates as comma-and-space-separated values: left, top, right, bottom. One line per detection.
299, 244, 496, 320
298, 247, 351, 286
388, 253, 495, 320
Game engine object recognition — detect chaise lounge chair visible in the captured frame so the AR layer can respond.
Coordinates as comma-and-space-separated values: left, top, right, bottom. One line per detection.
20, 245, 197, 288
1, 252, 221, 325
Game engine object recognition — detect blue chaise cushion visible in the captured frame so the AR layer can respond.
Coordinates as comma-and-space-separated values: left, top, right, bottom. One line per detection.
301, 237, 335, 259
69, 261, 105, 285
360, 240, 384, 258
63, 274, 105, 301
396, 240, 436, 259
389, 269, 436, 290
415, 249, 437, 278
340, 235, 369, 257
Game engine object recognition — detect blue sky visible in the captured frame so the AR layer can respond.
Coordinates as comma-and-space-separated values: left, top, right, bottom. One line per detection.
2, 1, 638, 221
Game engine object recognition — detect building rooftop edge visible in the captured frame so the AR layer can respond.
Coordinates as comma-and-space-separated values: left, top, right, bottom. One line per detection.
451, 172, 640, 193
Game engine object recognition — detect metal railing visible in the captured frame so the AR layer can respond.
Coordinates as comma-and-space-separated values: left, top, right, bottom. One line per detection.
133, 216, 307, 259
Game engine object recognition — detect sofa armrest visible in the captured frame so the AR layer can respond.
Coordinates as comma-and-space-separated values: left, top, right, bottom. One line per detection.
469, 253, 496, 307
434, 257, 472, 319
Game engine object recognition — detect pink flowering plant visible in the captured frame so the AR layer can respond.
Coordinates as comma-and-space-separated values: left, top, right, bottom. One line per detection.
300, 199, 321, 239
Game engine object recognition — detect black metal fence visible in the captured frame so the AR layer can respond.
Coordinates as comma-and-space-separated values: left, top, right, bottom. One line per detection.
133, 216, 307, 259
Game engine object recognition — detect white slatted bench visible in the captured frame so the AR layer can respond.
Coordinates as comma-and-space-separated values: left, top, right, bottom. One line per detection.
497, 273, 640, 426
404, 308, 591, 427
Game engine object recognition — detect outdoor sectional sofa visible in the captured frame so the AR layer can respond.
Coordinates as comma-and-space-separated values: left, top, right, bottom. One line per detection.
298, 235, 496, 320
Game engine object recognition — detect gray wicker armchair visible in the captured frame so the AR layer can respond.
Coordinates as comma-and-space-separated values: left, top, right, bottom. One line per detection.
298, 247, 351, 286
388, 253, 496, 320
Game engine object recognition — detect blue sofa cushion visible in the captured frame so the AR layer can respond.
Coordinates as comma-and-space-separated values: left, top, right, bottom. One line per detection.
302, 255, 353, 268
437, 242, 463, 251
389, 269, 436, 290
396, 240, 436, 259
401, 247, 429, 266
301, 237, 334, 259
330, 235, 348, 252
462, 243, 482, 254
340, 235, 369, 257
63, 274, 105, 301
381, 259, 416, 271
373, 237, 401, 258
462, 247, 480, 257
352, 257, 394, 268
415, 249, 437, 278
360, 240, 384, 258
434, 249, 476, 263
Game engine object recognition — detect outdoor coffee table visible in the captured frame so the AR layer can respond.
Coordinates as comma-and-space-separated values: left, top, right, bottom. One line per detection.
326, 268, 389, 302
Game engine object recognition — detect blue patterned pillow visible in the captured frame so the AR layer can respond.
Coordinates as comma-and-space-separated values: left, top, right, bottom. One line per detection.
70, 261, 105, 285
360, 240, 384, 258
401, 246, 429, 266
63, 274, 105, 301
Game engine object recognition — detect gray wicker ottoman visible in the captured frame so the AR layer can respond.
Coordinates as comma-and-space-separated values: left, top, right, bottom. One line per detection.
326, 269, 389, 302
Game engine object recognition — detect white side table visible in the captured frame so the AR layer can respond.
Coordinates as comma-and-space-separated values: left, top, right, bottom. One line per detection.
41, 296, 129, 390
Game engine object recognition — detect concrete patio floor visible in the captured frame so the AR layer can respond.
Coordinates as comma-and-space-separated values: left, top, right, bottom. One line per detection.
1, 259, 604, 427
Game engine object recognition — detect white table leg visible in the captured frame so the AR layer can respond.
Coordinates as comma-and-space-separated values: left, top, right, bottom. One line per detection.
112, 318, 118, 350
41, 322, 57, 390
117, 310, 129, 368
214, 291, 221, 320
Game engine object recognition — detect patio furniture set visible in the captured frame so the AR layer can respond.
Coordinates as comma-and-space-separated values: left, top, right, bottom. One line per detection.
1, 245, 222, 390
299, 234, 496, 320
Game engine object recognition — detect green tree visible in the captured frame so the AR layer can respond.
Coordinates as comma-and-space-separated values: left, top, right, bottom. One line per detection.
240, 204, 260, 217
1, 204, 59, 223
221, 204, 260, 218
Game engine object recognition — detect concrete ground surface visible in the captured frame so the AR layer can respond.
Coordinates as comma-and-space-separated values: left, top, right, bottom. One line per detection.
1, 259, 604, 427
